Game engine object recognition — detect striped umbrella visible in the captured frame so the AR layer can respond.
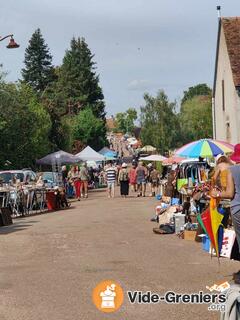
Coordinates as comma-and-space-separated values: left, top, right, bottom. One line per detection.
175, 139, 234, 158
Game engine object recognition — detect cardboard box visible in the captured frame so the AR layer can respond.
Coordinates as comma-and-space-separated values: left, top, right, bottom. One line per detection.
184, 230, 197, 241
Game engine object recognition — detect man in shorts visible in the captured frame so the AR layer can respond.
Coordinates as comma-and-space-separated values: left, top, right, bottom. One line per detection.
105, 162, 117, 198
136, 161, 147, 197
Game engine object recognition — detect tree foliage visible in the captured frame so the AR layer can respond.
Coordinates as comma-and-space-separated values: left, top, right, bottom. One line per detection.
115, 108, 137, 133
181, 83, 212, 105
22, 28, 55, 93
72, 108, 107, 150
0, 80, 51, 168
140, 91, 181, 154
56, 37, 105, 119
179, 95, 213, 143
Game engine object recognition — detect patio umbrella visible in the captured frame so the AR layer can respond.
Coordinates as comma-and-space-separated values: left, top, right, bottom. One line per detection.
175, 139, 234, 158
36, 150, 78, 165
139, 154, 167, 162
162, 156, 185, 165
199, 198, 224, 258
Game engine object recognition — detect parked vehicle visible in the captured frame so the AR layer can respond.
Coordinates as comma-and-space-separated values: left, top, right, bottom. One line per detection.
42, 172, 58, 188
0, 170, 36, 184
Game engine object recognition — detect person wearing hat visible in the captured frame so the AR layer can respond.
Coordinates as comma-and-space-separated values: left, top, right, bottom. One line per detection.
212, 144, 240, 282
118, 163, 129, 197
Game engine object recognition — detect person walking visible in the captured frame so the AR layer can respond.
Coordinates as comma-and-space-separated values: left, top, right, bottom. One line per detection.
150, 166, 160, 197
79, 163, 89, 198
211, 145, 240, 283
67, 166, 75, 198
73, 166, 81, 201
165, 170, 176, 198
105, 162, 117, 198
118, 163, 129, 197
129, 161, 137, 192
136, 161, 147, 197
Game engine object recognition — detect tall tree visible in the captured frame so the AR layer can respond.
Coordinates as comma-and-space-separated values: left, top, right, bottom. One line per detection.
115, 108, 137, 133
0, 81, 51, 168
22, 28, 55, 93
181, 83, 211, 105
179, 95, 213, 143
57, 37, 105, 119
140, 91, 181, 154
72, 108, 107, 150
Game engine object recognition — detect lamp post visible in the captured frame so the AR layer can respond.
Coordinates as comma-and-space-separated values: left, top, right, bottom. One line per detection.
0, 34, 19, 48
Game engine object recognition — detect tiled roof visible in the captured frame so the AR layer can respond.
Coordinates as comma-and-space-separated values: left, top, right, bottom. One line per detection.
106, 118, 116, 130
222, 17, 240, 87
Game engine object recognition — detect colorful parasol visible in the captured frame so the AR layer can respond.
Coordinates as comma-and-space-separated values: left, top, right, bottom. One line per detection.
175, 139, 234, 158
199, 197, 224, 258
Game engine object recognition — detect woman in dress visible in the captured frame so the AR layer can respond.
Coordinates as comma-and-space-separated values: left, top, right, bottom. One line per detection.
129, 162, 137, 192
118, 163, 129, 197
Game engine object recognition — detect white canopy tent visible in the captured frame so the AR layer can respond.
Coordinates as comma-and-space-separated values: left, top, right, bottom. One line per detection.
139, 154, 167, 162
75, 146, 105, 162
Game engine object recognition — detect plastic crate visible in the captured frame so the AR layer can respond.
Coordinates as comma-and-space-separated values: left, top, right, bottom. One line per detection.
202, 235, 210, 252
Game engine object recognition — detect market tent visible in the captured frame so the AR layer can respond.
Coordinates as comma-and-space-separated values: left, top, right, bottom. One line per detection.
36, 150, 78, 165
99, 147, 117, 158
75, 146, 105, 161
175, 139, 234, 158
139, 154, 167, 162
141, 145, 156, 152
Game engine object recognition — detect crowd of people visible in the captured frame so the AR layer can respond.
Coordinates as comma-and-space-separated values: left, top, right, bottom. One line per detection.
104, 160, 161, 198
61, 164, 105, 201
59, 160, 164, 201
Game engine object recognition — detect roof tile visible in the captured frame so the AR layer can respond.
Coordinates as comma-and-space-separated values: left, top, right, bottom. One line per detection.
222, 17, 240, 87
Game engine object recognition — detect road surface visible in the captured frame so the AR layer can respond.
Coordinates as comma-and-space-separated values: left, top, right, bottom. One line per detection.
0, 188, 238, 319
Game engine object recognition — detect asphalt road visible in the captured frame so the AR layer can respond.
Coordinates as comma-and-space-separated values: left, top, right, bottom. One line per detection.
0, 188, 239, 320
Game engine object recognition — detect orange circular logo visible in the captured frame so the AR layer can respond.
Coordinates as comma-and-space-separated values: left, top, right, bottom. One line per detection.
92, 280, 124, 313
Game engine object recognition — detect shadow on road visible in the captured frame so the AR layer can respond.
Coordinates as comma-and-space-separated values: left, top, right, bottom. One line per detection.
0, 222, 36, 235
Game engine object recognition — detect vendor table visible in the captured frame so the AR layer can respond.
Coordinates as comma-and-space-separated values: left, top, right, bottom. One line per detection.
0, 185, 48, 217
46, 190, 58, 211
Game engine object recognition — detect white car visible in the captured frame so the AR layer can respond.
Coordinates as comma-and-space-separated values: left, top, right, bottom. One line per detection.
0, 170, 36, 184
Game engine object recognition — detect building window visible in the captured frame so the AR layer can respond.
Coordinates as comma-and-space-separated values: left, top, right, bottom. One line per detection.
222, 79, 225, 111
226, 122, 231, 143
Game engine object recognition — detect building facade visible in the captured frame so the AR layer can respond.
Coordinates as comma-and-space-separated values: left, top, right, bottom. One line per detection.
213, 17, 240, 144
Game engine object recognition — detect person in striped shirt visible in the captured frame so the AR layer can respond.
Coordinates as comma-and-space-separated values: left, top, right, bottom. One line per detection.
105, 162, 117, 198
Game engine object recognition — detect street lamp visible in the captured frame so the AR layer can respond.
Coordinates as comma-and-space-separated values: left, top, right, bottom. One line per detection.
0, 34, 19, 49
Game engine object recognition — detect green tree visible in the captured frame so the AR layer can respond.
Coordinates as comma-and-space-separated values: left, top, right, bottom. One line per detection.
181, 83, 211, 105
115, 108, 137, 133
179, 95, 213, 143
22, 28, 55, 93
57, 37, 105, 119
140, 91, 181, 154
73, 108, 107, 150
0, 81, 51, 168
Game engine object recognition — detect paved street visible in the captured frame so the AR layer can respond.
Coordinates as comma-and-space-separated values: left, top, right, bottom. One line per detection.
0, 188, 239, 320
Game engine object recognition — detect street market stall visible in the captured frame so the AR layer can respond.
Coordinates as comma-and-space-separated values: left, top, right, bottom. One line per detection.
75, 146, 105, 162
36, 150, 79, 211
152, 139, 240, 262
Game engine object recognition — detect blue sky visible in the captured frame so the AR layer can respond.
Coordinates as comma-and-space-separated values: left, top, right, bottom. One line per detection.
1, 0, 240, 116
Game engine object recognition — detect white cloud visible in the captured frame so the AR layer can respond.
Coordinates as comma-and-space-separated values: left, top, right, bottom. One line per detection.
127, 79, 151, 91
